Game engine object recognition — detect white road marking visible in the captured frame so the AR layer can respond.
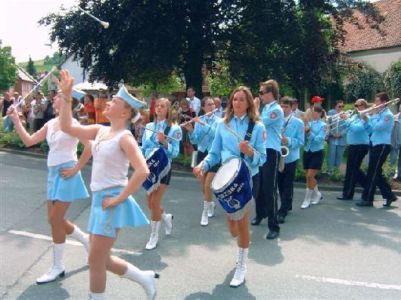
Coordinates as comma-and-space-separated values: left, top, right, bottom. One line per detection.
296, 274, 401, 291
8, 230, 141, 256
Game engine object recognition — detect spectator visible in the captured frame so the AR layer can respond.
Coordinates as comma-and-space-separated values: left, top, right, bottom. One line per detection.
83, 94, 96, 124
292, 98, 304, 119
1, 92, 14, 117
44, 90, 57, 123
327, 100, 347, 174
31, 91, 46, 132
186, 86, 201, 116
149, 91, 158, 122
94, 91, 110, 125
179, 99, 195, 155
213, 97, 224, 118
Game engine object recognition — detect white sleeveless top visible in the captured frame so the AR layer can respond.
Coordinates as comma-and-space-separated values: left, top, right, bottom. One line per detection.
46, 118, 79, 167
90, 126, 132, 192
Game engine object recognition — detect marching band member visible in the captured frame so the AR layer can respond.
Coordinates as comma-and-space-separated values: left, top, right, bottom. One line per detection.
327, 100, 347, 174
193, 86, 266, 287
253, 79, 284, 241
58, 70, 158, 300
356, 92, 398, 207
277, 97, 305, 223
337, 99, 370, 201
185, 97, 221, 226
141, 98, 182, 250
7, 88, 91, 285
301, 105, 327, 209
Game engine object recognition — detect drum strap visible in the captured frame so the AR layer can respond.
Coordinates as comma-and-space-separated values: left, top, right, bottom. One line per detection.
240, 121, 255, 158
159, 126, 171, 146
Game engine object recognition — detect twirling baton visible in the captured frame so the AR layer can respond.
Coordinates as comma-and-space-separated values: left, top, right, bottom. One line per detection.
77, 6, 110, 29
145, 127, 180, 142
224, 124, 259, 155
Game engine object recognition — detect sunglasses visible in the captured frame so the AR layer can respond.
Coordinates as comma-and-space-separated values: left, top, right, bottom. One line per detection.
354, 104, 362, 107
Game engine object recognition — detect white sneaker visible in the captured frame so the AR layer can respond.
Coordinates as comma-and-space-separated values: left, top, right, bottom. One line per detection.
207, 201, 216, 217
200, 202, 209, 226
36, 266, 65, 284
162, 213, 173, 235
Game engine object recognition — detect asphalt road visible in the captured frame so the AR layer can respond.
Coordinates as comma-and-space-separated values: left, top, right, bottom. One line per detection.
1, 151, 401, 300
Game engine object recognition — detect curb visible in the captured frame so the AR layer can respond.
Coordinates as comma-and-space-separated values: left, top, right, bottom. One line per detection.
2, 147, 400, 196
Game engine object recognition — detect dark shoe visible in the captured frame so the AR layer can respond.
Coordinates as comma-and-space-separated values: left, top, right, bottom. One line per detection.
355, 200, 373, 207
265, 231, 279, 240
288, 205, 292, 212
383, 196, 398, 207
277, 215, 286, 224
337, 195, 353, 201
251, 217, 263, 226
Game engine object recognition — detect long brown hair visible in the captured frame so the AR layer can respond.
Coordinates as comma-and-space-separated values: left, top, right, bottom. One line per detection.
224, 86, 259, 124
156, 97, 174, 127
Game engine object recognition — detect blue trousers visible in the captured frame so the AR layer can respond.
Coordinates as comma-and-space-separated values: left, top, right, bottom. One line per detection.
327, 143, 345, 170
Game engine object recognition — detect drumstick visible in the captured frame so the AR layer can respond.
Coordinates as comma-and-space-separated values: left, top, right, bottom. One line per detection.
224, 124, 260, 155
180, 109, 218, 127
145, 127, 180, 142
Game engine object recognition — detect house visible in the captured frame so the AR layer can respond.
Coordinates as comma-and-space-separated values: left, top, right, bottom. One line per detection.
14, 66, 36, 97
340, 0, 401, 73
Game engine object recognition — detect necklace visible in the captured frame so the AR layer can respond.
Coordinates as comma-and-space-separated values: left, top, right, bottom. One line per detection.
94, 128, 124, 152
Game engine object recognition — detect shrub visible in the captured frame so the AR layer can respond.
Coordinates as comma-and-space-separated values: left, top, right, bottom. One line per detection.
384, 59, 401, 99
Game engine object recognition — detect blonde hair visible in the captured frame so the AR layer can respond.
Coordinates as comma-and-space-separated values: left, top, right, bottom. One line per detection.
224, 86, 259, 124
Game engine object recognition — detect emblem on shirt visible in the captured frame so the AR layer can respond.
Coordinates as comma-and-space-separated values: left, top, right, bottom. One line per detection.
175, 131, 182, 140
270, 112, 277, 119
384, 116, 390, 122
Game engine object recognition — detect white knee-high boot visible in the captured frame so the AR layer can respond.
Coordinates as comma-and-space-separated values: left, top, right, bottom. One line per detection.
301, 189, 313, 209
230, 247, 248, 287
36, 243, 65, 284
145, 221, 160, 250
69, 224, 90, 253
122, 263, 159, 300
311, 185, 323, 204
200, 201, 209, 226
161, 212, 173, 235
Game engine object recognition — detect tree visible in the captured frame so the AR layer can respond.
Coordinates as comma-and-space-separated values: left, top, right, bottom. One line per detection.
26, 56, 37, 77
384, 59, 401, 99
0, 40, 17, 92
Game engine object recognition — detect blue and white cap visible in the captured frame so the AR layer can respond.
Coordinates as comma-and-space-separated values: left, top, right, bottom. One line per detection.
115, 85, 146, 109
72, 88, 86, 100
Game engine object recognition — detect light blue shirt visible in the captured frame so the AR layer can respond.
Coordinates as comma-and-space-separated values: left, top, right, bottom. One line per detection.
261, 101, 284, 152
189, 114, 221, 153
141, 120, 182, 162
283, 115, 304, 163
368, 107, 394, 146
397, 114, 401, 146
305, 119, 326, 152
201, 115, 267, 176
327, 109, 347, 146
343, 115, 371, 145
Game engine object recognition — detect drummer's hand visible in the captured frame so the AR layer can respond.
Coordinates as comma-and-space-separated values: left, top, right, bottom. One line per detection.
193, 164, 204, 178
239, 141, 253, 157
6, 107, 19, 123
102, 196, 119, 210
183, 123, 194, 132
60, 166, 78, 178
157, 132, 167, 146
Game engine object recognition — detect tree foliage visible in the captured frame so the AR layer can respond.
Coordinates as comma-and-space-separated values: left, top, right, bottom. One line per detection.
344, 62, 383, 101
27, 56, 37, 77
0, 40, 17, 92
384, 59, 401, 100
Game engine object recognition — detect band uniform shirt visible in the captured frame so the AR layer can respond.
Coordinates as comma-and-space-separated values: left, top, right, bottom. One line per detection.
343, 116, 371, 145
304, 119, 327, 152
283, 115, 305, 163
368, 107, 394, 146
201, 115, 267, 176
141, 120, 182, 162
261, 101, 284, 152
189, 114, 221, 153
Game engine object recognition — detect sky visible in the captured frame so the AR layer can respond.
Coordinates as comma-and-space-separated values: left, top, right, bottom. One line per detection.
0, 0, 76, 63
0, 0, 379, 64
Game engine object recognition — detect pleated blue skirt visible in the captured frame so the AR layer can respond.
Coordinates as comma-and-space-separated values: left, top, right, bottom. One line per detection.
88, 186, 149, 238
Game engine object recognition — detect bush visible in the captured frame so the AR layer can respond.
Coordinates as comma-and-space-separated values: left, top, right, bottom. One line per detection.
344, 63, 383, 101
384, 59, 401, 99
